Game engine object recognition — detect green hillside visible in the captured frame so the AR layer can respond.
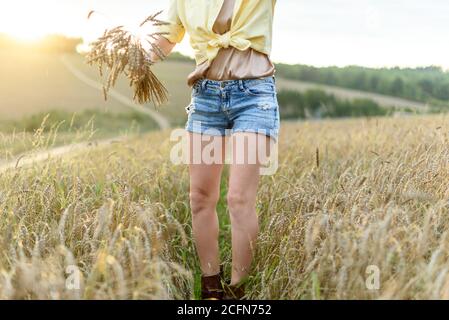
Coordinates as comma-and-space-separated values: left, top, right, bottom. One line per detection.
0, 50, 194, 126
1, 50, 434, 128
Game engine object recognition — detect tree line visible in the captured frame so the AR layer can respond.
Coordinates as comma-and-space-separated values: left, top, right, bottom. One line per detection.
275, 64, 449, 108
277, 89, 400, 120
1, 33, 447, 109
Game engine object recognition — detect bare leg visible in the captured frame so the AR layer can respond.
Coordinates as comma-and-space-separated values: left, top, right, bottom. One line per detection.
227, 132, 271, 285
188, 132, 226, 276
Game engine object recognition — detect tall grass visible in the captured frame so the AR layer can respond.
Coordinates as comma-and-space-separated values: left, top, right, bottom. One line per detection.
0, 110, 157, 160
0, 114, 447, 299
251, 115, 448, 299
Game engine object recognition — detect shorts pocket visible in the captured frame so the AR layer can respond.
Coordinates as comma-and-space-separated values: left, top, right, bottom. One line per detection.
189, 96, 221, 114
242, 81, 275, 97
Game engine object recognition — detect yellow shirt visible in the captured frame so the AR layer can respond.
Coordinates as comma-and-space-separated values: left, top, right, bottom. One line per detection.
157, 0, 276, 66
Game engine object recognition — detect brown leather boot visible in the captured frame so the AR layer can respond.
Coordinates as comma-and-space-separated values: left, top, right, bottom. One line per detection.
223, 283, 246, 300
201, 273, 223, 300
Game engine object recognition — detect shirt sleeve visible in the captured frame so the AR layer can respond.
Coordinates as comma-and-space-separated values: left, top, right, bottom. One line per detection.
157, 0, 185, 44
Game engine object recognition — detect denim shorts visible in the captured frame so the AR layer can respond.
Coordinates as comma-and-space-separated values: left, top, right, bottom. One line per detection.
185, 76, 280, 142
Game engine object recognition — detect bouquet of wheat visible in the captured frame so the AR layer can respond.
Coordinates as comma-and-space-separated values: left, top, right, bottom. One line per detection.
86, 11, 169, 106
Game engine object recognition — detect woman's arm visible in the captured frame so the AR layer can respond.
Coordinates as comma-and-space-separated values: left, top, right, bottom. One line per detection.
149, 36, 177, 63
148, 0, 184, 63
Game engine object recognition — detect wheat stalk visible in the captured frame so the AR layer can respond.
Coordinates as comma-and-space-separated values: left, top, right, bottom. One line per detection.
86, 11, 170, 106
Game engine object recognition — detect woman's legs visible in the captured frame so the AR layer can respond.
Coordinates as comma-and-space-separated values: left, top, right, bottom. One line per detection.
188, 131, 271, 284
227, 132, 271, 285
188, 133, 226, 276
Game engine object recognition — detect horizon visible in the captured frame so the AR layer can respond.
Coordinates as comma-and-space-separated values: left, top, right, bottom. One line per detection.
3, 35, 447, 71
1, 0, 449, 69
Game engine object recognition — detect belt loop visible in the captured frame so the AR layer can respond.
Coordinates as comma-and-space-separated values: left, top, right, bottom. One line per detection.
201, 79, 207, 91
238, 79, 244, 91
272, 75, 276, 84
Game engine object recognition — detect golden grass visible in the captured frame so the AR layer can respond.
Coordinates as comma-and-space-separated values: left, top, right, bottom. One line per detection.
254, 115, 448, 299
0, 114, 448, 299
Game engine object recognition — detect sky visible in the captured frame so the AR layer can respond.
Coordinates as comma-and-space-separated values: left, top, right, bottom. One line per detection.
1, 0, 448, 69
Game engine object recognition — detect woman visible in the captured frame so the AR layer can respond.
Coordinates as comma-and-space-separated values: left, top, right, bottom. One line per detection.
151, 0, 279, 300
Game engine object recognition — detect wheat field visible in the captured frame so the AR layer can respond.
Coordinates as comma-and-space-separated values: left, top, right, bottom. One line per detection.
0, 114, 448, 299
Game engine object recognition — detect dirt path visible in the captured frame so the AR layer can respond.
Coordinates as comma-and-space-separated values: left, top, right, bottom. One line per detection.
60, 55, 170, 130
0, 136, 126, 173
1, 57, 171, 174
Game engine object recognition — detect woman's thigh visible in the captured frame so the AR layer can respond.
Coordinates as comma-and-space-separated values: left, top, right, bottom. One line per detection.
228, 132, 271, 198
188, 132, 226, 195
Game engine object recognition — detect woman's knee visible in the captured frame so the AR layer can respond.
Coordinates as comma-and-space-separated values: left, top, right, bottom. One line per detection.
189, 188, 219, 214
227, 191, 253, 215
227, 191, 258, 231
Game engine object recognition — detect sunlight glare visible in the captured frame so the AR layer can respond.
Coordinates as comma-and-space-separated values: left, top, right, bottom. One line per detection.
0, 1, 52, 42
